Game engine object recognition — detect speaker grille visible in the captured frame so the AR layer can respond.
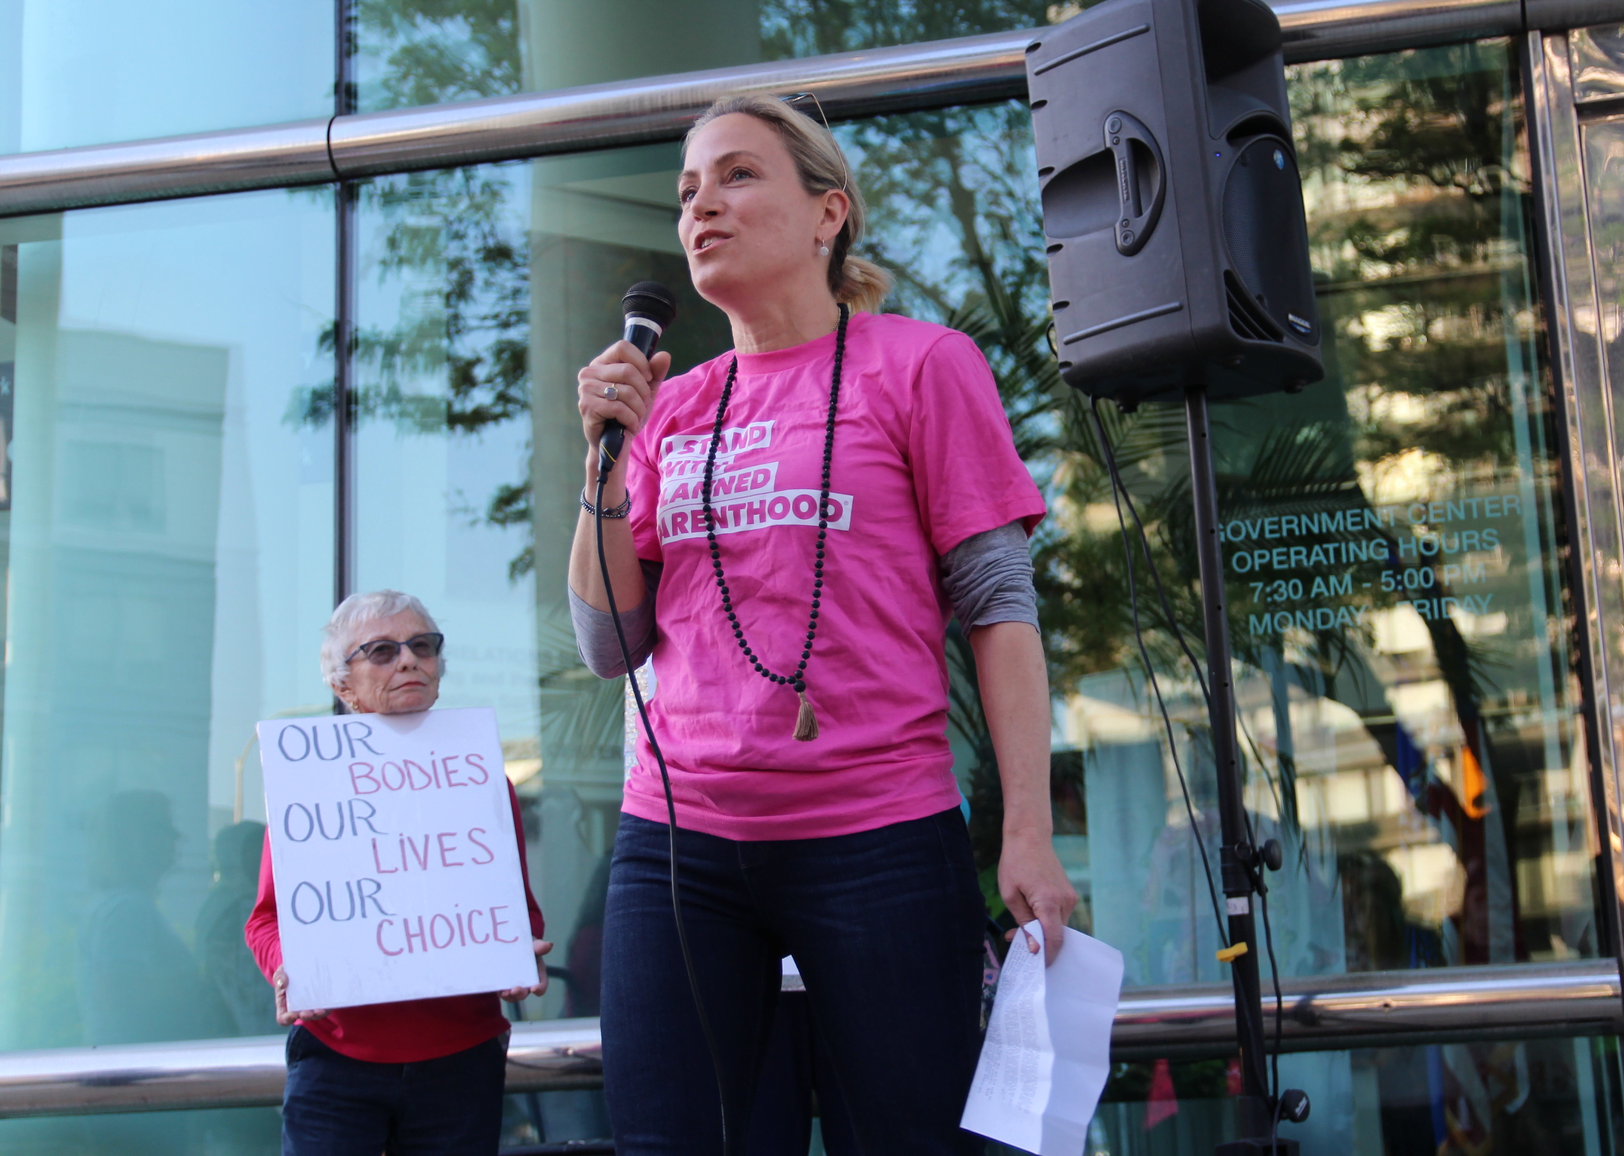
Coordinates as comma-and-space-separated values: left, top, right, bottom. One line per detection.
1225, 271, 1278, 342
1222, 137, 1318, 345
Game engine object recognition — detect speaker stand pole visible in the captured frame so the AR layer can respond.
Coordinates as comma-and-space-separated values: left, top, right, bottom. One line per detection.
1185, 385, 1294, 1156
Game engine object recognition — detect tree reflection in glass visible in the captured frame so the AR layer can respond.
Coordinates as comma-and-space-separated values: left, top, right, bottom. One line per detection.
316, 4, 1623, 1143
787, 41, 1599, 995
1008, 39, 1593, 989
315, 32, 1602, 982
311, 20, 1614, 1148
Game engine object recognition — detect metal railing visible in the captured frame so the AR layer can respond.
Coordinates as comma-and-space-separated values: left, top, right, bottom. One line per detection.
0, 0, 1618, 218
0, 959, 1612, 1118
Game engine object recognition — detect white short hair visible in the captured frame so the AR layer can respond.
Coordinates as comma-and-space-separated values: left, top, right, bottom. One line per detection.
320, 590, 443, 692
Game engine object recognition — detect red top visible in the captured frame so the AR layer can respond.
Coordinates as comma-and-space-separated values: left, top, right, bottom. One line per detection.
245, 779, 545, 1063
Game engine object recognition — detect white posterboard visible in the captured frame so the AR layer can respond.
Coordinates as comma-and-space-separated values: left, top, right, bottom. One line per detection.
258, 707, 537, 1011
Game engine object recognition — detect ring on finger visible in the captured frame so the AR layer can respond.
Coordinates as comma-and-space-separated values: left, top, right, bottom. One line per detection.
603, 384, 618, 401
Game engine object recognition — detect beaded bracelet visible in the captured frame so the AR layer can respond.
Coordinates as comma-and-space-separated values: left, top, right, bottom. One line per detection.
580, 489, 632, 519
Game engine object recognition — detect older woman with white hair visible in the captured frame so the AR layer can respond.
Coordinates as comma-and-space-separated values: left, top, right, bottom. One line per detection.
245, 589, 548, 1156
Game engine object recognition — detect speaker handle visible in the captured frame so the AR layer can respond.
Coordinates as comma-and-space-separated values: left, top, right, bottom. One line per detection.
1105, 111, 1166, 257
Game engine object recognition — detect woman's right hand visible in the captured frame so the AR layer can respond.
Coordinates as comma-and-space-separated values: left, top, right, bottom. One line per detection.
273, 967, 329, 1027
577, 340, 672, 456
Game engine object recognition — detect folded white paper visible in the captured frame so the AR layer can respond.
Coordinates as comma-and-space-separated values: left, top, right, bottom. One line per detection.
961, 921, 1124, 1155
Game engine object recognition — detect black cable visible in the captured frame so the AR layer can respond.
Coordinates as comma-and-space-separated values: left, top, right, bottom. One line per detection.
594, 469, 730, 1152
1089, 398, 1212, 709
1090, 401, 1228, 949
1236, 713, 1290, 842
1213, 622, 1288, 1128
1230, 746, 1286, 1123
1233, 762, 1288, 1126
1093, 398, 1289, 1118
1259, 871, 1284, 1129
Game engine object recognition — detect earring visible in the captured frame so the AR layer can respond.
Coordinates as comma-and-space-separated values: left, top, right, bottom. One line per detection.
818, 241, 830, 257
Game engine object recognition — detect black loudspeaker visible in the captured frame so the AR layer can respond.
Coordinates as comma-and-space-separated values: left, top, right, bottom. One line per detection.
1026, 0, 1323, 405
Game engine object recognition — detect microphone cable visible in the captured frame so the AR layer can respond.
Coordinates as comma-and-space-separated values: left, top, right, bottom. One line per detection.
1088, 396, 1288, 1112
1259, 855, 1285, 1131
593, 461, 732, 1151
1090, 398, 1212, 709
1234, 716, 1291, 1119
1089, 399, 1228, 947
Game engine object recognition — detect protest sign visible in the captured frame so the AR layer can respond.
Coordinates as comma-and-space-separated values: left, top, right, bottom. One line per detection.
258, 706, 537, 1011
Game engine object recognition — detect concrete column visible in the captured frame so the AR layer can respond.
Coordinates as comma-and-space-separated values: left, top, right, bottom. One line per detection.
520, 0, 758, 960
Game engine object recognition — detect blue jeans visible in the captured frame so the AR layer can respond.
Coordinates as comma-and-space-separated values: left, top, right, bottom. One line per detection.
601, 809, 986, 1156
281, 1026, 507, 1155
747, 991, 860, 1156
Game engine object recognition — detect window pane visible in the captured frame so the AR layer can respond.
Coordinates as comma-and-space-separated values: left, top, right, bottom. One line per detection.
0, 0, 332, 154
1067, 1034, 1624, 1154
834, 41, 1601, 986
1582, 115, 1624, 423
347, 151, 728, 1143
353, 0, 1058, 114
339, 33, 1602, 1148
352, 28, 1600, 1001
1571, 25, 1624, 103
0, 191, 334, 1150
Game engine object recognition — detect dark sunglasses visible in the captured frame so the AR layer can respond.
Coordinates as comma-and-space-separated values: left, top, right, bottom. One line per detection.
345, 632, 445, 666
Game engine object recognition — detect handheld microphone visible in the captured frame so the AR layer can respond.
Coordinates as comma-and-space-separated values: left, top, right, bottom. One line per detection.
599, 281, 678, 478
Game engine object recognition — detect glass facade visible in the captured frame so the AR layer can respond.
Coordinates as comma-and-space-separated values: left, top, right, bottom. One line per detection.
1093, 1035, 1624, 1154
0, 4, 1621, 1155
1045, 40, 1597, 988
0, 0, 332, 153
352, 0, 1056, 114
0, 190, 334, 1150
1577, 35, 1624, 445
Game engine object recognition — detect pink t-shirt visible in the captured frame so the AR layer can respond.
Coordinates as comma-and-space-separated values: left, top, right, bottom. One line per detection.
624, 311, 1045, 841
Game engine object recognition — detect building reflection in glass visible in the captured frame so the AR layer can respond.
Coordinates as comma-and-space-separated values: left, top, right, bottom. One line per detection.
315, 29, 1619, 1149
0, 7, 1607, 1149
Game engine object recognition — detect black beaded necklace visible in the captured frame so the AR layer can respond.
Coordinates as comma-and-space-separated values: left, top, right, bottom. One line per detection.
701, 303, 848, 742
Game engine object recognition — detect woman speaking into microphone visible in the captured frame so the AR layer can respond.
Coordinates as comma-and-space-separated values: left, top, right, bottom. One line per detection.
567, 94, 1076, 1154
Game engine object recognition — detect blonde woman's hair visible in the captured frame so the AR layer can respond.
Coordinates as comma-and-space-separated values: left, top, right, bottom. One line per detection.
686, 94, 893, 314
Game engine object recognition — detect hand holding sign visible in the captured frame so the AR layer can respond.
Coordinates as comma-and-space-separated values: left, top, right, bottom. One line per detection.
272, 966, 328, 1026
497, 938, 554, 1003
259, 707, 538, 1011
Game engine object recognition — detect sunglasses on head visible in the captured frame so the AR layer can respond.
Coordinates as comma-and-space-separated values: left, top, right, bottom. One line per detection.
780, 91, 850, 194
345, 632, 445, 666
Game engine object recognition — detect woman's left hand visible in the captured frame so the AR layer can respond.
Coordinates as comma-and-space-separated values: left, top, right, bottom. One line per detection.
272, 966, 330, 1026
998, 828, 1077, 966
499, 939, 554, 1003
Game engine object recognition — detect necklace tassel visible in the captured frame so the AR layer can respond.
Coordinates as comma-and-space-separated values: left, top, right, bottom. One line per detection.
794, 690, 819, 742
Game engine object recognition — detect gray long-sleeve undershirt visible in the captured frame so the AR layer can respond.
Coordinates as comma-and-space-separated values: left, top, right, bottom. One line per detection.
568, 520, 1037, 679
